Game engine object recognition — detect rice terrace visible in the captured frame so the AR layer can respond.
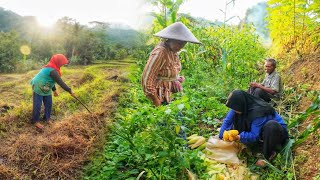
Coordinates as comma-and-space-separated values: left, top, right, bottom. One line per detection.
0, 0, 319, 179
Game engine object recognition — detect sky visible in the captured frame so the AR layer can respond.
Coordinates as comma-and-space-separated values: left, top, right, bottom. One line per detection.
0, 0, 266, 29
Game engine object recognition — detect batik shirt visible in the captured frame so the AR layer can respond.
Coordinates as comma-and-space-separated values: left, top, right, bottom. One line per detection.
141, 43, 181, 103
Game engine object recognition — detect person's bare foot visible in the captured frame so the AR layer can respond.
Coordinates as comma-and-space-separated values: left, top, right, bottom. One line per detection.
34, 122, 44, 131
269, 151, 277, 161
255, 159, 266, 167
47, 120, 53, 125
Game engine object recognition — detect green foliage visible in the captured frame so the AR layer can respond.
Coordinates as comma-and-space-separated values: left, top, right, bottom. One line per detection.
269, 83, 320, 150
267, 0, 320, 57
84, 18, 268, 179
83, 81, 209, 179
114, 49, 128, 60
179, 24, 266, 95
242, 138, 296, 179
106, 27, 146, 49
3, 1, 320, 178
0, 11, 146, 70
146, 0, 187, 33
0, 31, 20, 72
288, 94, 320, 147
220, 0, 236, 27
54, 17, 98, 65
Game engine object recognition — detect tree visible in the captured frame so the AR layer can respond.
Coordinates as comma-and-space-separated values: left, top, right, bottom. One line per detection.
0, 8, 147, 69
54, 17, 100, 64
267, 0, 320, 57
0, 31, 20, 72
55, 17, 81, 58
145, 0, 187, 32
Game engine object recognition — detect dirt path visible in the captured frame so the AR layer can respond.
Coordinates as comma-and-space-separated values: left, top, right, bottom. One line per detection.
0, 59, 135, 179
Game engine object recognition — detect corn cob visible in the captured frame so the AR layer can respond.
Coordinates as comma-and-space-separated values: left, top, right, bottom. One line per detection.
187, 134, 199, 140
228, 135, 234, 141
218, 174, 225, 180
186, 169, 197, 180
229, 130, 239, 136
198, 142, 207, 150
187, 136, 202, 144
223, 131, 229, 141
223, 130, 239, 141
191, 137, 206, 149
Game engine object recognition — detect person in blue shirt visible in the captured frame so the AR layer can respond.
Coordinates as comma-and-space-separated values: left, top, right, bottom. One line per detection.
219, 90, 288, 167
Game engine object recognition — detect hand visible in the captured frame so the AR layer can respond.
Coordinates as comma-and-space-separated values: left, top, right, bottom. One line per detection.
250, 82, 256, 87
152, 97, 161, 107
147, 94, 161, 107
250, 82, 261, 88
53, 91, 59, 97
70, 92, 76, 97
234, 135, 240, 141
178, 76, 185, 83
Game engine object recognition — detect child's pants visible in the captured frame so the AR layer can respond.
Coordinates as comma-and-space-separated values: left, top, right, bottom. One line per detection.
31, 92, 52, 124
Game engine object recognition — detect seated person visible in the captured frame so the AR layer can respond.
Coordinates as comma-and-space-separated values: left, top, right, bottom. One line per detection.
249, 58, 282, 102
219, 90, 288, 167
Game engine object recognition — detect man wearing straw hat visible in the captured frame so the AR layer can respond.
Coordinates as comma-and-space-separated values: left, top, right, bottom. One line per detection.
141, 22, 201, 106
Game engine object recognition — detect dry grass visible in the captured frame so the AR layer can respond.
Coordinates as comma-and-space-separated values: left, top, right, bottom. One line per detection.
0, 112, 109, 179
0, 59, 134, 179
283, 53, 320, 179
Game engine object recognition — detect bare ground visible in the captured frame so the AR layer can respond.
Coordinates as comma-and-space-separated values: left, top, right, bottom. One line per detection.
284, 52, 320, 179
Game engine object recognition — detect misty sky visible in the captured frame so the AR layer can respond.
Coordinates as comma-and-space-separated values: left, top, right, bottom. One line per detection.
0, 0, 266, 29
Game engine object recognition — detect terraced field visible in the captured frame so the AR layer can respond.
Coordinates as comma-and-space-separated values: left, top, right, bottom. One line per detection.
0, 59, 135, 179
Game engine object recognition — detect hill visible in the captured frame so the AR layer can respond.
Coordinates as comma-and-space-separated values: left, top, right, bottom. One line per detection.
284, 53, 320, 179
0, 7, 22, 32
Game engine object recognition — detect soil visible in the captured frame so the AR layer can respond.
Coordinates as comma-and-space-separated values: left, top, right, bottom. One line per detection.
283, 52, 320, 179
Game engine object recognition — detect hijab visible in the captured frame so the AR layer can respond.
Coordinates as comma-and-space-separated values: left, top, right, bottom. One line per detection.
44, 54, 69, 76
226, 90, 275, 133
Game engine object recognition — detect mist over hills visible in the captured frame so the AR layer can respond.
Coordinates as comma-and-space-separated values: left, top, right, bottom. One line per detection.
0, 7, 143, 48
0, 4, 269, 47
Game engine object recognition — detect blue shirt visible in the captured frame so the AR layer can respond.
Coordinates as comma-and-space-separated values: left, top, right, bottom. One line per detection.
219, 110, 287, 144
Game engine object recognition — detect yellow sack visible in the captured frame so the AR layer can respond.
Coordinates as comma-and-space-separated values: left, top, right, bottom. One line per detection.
205, 136, 240, 165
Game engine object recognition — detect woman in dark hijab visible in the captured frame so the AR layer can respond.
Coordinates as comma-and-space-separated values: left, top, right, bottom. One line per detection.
219, 90, 288, 166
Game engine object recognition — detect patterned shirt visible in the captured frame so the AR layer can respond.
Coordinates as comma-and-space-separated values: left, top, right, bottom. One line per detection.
261, 70, 282, 98
141, 42, 181, 103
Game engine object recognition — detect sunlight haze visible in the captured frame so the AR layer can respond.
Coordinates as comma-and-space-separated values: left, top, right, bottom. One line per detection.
0, 0, 266, 28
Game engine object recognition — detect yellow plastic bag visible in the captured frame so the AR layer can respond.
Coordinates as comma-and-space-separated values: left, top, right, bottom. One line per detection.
205, 136, 240, 165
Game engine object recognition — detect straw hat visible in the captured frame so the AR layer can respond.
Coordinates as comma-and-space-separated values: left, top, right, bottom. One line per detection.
154, 22, 201, 44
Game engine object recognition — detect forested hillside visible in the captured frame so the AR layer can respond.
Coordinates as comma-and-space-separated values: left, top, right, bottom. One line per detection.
0, 7, 144, 72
